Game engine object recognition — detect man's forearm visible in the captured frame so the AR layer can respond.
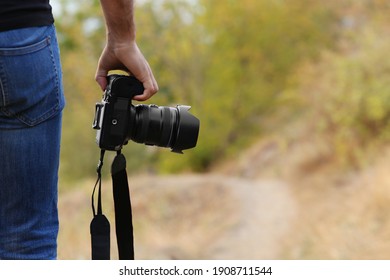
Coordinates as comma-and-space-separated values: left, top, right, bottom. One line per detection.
96, 0, 158, 99
100, 0, 136, 44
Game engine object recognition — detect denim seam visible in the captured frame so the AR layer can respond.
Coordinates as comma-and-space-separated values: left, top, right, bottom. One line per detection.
0, 62, 6, 108
48, 35, 61, 113
13, 35, 61, 126
0, 36, 50, 56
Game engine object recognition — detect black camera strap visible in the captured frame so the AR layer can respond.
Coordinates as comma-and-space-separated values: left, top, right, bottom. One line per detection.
90, 150, 110, 260
90, 149, 135, 260
111, 150, 135, 260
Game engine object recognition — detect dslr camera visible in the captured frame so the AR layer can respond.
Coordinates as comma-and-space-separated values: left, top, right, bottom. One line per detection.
93, 73, 200, 153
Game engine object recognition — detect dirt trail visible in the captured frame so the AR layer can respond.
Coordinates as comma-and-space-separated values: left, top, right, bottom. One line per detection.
58, 138, 390, 260
58, 174, 296, 259
206, 176, 296, 259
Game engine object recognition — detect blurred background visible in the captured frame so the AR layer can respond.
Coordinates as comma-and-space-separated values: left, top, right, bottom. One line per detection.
54, 0, 390, 259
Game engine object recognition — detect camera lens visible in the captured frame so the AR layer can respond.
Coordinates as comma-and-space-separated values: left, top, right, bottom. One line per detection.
128, 104, 200, 153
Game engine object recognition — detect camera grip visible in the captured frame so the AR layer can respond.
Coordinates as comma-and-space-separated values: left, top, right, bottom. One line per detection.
126, 76, 144, 98
108, 75, 144, 99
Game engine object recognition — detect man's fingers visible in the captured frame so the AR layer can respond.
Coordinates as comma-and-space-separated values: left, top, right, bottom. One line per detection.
95, 76, 107, 91
133, 79, 159, 101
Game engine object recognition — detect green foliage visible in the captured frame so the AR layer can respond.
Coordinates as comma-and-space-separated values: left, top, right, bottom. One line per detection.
297, 24, 390, 166
187, 0, 338, 170
294, 0, 390, 166
55, 0, 347, 184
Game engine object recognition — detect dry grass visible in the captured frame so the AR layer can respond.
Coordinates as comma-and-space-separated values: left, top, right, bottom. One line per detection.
216, 129, 390, 260
57, 175, 239, 259
58, 135, 390, 260
283, 146, 390, 259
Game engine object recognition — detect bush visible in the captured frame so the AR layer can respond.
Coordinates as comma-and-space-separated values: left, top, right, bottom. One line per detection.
298, 26, 390, 166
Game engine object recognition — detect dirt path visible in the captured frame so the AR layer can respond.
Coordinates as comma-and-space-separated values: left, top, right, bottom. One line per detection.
58, 174, 296, 259
207, 176, 296, 259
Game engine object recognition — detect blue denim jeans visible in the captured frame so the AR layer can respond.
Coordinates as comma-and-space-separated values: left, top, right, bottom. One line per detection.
0, 25, 65, 259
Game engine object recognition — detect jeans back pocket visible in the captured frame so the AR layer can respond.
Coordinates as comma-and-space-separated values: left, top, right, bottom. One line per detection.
0, 25, 64, 129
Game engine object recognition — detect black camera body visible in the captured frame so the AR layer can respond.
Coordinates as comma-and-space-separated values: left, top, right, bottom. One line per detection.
93, 74, 200, 153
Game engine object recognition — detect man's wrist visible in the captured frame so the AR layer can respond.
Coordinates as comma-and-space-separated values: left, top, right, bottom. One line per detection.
101, 0, 136, 42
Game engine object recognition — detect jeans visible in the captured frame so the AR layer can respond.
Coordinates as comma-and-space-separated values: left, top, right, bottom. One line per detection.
0, 25, 65, 259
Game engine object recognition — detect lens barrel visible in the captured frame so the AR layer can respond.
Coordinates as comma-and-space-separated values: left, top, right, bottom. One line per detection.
128, 105, 199, 153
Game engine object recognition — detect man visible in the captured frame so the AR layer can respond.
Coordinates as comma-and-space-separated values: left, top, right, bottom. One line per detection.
0, 0, 158, 259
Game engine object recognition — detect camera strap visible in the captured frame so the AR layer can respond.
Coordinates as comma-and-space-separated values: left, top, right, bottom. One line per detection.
90, 150, 110, 259
90, 149, 135, 260
111, 150, 135, 260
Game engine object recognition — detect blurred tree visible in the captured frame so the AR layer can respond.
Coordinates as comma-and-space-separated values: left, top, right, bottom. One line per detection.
55, 0, 341, 183
55, 0, 107, 183
296, 0, 390, 167
171, 0, 339, 171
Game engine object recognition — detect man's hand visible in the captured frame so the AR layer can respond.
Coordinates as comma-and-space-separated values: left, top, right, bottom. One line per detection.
96, 0, 158, 101
95, 41, 158, 101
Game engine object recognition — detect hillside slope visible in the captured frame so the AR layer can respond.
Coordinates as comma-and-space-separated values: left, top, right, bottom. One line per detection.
58, 136, 390, 260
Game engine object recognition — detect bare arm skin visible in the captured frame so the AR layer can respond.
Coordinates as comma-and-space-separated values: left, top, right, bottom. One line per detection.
96, 0, 158, 101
